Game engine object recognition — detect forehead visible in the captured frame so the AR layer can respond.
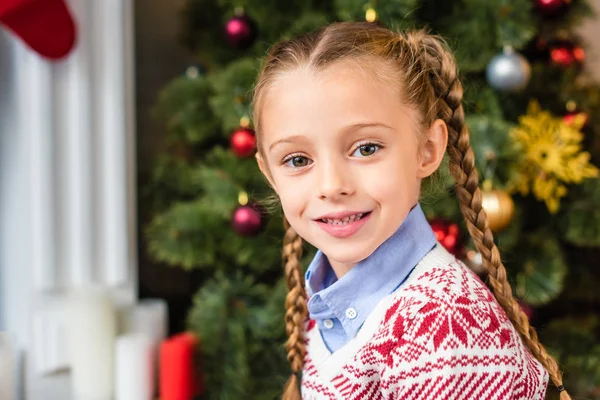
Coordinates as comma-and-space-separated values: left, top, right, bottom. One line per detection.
260, 60, 412, 141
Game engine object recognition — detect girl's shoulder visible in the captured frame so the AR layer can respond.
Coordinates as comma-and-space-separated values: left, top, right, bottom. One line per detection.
379, 243, 519, 350
392, 243, 500, 313
349, 246, 548, 400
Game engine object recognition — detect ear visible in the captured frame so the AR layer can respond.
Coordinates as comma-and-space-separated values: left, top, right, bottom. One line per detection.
256, 152, 278, 192
417, 119, 448, 179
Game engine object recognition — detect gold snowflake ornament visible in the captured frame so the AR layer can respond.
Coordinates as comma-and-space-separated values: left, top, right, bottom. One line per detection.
509, 100, 598, 213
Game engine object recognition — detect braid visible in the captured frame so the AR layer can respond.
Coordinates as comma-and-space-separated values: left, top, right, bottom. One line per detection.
407, 32, 570, 399
281, 218, 307, 400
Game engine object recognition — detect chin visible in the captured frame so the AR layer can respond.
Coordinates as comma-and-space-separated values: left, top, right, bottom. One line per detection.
321, 242, 374, 265
298, 223, 378, 264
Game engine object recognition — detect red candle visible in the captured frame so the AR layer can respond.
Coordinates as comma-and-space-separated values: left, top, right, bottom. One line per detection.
159, 332, 202, 400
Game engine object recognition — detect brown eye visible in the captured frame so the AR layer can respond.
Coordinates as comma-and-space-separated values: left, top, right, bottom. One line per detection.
354, 143, 380, 157
292, 156, 308, 167
283, 155, 311, 168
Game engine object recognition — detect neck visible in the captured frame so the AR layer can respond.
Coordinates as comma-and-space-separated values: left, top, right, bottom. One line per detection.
329, 258, 356, 279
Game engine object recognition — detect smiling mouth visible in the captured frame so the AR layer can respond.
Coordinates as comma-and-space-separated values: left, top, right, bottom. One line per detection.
319, 212, 371, 225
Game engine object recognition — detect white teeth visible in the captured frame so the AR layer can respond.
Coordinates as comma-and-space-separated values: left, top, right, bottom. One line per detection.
323, 213, 364, 225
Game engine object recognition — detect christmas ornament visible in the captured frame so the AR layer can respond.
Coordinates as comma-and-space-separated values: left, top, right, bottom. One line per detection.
225, 10, 257, 50
481, 189, 515, 232
534, 0, 570, 16
429, 218, 462, 255
508, 100, 598, 213
232, 204, 264, 236
230, 127, 256, 158
550, 41, 585, 67
0, 0, 76, 59
464, 250, 486, 276
486, 47, 531, 91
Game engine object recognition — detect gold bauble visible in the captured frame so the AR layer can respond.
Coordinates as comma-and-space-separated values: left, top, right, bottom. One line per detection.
481, 189, 515, 232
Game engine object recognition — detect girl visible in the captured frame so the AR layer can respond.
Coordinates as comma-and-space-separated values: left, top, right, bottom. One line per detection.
252, 21, 569, 400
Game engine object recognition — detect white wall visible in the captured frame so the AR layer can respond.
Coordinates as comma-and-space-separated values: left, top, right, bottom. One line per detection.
0, 0, 137, 398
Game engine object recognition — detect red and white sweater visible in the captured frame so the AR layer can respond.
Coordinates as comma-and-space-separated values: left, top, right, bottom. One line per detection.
301, 244, 549, 399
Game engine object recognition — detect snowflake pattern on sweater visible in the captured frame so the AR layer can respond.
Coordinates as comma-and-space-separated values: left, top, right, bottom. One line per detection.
301, 245, 549, 400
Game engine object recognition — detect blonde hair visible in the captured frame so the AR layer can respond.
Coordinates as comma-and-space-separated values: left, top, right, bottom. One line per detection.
251, 21, 569, 400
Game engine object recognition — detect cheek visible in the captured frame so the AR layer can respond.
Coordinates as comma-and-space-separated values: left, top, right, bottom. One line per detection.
273, 178, 305, 218
279, 193, 299, 216
367, 154, 419, 199
279, 192, 310, 236
369, 179, 412, 206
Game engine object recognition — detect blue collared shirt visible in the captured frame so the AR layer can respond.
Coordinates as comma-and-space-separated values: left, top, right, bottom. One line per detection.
305, 203, 437, 353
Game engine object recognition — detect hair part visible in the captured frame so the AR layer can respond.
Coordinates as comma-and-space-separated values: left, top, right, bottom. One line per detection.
252, 21, 569, 400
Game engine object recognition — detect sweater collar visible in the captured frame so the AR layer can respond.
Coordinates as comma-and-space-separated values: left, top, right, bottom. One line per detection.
305, 203, 437, 340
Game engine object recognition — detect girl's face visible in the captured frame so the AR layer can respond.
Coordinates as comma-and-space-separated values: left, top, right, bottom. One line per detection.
257, 60, 446, 277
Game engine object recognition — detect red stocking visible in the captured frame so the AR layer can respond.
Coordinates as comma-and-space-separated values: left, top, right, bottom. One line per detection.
0, 0, 76, 59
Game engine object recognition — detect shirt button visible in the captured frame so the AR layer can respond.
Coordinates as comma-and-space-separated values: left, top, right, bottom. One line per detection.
345, 308, 358, 320
323, 319, 334, 329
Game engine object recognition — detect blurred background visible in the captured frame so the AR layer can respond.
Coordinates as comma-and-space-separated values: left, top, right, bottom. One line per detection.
1, 0, 600, 399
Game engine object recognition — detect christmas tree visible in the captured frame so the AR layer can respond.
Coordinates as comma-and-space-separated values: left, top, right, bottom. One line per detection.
144, 0, 600, 398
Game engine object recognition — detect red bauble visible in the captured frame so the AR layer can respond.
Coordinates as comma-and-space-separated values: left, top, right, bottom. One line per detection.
534, 0, 570, 15
232, 205, 264, 236
550, 42, 585, 67
225, 13, 257, 49
230, 127, 256, 158
429, 218, 462, 255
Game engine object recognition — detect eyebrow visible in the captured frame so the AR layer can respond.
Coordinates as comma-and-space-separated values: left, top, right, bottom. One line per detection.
268, 122, 393, 151
269, 135, 307, 151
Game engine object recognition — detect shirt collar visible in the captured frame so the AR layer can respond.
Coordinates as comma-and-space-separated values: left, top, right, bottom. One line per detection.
305, 203, 437, 338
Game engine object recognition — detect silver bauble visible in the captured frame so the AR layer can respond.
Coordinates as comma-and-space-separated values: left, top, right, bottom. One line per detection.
486, 49, 531, 91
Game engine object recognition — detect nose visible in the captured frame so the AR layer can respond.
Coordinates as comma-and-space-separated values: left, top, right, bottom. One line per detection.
316, 158, 354, 201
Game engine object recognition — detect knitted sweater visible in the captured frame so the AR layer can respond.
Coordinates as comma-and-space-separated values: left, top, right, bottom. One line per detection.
301, 244, 549, 400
